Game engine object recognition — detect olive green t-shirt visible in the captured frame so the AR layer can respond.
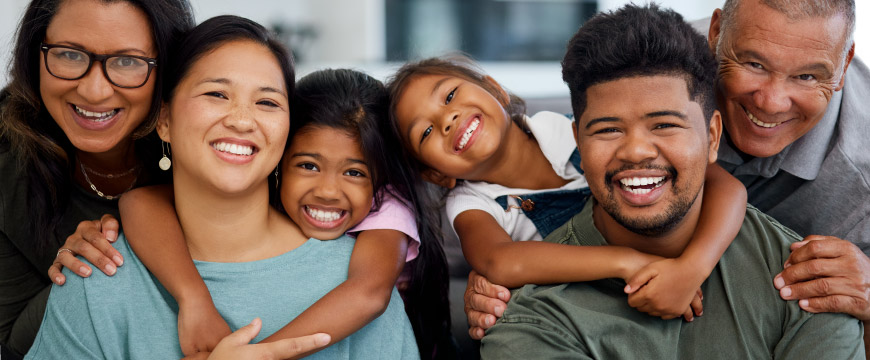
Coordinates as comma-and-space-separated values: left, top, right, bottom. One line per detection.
481, 201, 864, 359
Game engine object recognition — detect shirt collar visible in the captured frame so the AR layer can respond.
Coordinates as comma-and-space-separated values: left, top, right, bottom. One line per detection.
717, 89, 842, 180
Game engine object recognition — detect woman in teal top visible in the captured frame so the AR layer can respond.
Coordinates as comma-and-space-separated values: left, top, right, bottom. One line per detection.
26, 15, 417, 359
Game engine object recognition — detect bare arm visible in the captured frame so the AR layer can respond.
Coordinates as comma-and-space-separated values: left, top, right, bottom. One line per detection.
455, 210, 658, 289
119, 185, 230, 355
262, 229, 408, 355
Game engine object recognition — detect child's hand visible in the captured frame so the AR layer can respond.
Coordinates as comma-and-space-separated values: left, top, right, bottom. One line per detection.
178, 301, 232, 355
624, 258, 705, 321
464, 270, 511, 340
205, 318, 330, 360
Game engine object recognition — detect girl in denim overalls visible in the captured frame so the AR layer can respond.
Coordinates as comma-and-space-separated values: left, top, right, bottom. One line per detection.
388, 56, 747, 336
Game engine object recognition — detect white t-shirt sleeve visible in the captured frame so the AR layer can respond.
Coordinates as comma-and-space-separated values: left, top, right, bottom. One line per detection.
445, 183, 507, 230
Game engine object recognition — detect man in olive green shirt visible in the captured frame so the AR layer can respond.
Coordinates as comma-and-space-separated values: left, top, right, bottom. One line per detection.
480, 4, 863, 359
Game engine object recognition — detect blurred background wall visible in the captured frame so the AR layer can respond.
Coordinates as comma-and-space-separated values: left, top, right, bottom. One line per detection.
2, 0, 868, 106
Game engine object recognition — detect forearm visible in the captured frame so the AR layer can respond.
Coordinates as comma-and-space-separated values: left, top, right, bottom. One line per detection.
470, 241, 645, 288
680, 163, 746, 274
262, 230, 407, 351
120, 186, 210, 304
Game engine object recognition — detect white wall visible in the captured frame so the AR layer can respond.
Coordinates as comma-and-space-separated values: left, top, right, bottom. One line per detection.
1, 0, 868, 87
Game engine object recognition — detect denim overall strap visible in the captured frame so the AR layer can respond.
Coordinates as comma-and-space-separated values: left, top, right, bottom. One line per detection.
493, 148, 590, 238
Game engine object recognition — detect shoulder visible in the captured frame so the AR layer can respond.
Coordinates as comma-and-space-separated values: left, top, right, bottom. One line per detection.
0, 141, 31, 239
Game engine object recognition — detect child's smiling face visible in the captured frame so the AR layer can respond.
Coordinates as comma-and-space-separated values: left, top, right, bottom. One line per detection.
394, 74, 512, 184
280, 125, 374, 240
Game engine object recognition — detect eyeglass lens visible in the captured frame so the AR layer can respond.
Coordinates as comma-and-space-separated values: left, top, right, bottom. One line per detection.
44, 47, 151, 87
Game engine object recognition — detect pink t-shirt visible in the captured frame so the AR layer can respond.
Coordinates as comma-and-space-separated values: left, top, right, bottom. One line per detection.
347, 188, 420, 262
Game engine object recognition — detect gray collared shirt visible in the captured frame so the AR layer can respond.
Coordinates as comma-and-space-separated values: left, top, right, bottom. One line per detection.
717, 57, 870, 253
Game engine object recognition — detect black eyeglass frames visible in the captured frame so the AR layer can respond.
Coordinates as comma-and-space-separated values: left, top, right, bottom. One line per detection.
40, 43, 157, 89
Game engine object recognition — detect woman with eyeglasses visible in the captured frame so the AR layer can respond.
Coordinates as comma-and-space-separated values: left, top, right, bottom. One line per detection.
0, 0, 194, 358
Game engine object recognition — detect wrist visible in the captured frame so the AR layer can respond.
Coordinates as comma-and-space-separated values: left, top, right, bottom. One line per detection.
177, 287, 215, 309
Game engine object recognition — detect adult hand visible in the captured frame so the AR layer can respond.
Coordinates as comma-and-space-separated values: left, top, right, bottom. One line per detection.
624, 258, 704, 321
178, 301, 232, 355
48, 214, 124, 285
206, 317, 330, 360
774, 235, 870, 320
464, 270, 511, 340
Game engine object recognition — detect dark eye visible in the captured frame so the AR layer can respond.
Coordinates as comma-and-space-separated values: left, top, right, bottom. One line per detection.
298, 162, 318, 171
110, 56, 145, 69
420, 125, 433, 144
257, 99, 279, 107
593, 128, 620, 134
749, 62, 764, 70
59, 51, 85, 62
796, 74, 816, 81
205, 91, 227, 99
654, 123, 679, 130
344, 169, 367, 178
445, 87, 456, 104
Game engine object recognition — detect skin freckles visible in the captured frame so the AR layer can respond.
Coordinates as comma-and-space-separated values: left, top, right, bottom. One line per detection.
708, 0, 853, 158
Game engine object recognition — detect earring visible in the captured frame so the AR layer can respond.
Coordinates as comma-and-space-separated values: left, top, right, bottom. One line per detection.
274, 167, 280, 189
159, 141, 172, 171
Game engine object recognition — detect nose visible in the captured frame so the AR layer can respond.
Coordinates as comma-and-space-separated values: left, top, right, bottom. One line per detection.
615, 129, 658, 165
439, 111, 459, 135
752, 76, 792, 115
223, 101, 256, 133
313, 173, 340, 201
76, 62, 114, 103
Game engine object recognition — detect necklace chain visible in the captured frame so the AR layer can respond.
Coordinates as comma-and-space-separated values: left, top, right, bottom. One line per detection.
81, 162, 140, 179
79, 162, 139, 200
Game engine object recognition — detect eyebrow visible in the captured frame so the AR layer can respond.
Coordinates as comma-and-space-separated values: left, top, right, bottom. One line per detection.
290, 152, 368, 166
584, 110, 687, 129
199, 78, 287, 97
431, 77, 451, 96
55, 41, 150, 56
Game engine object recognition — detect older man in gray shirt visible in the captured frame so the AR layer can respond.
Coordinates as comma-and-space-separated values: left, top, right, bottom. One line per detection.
706, 0, 870, 336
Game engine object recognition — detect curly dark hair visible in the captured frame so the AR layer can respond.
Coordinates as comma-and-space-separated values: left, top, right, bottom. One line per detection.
561, 3, 718, 123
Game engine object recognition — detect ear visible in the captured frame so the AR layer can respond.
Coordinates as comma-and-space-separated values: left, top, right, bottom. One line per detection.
572, 121, 586, 173
483, 75, 511, 107
708, 9, 723, 55
835, 42, 855, 91
707, 110, 723, 164
156, 103, 171, 143
422, 168, 457, 189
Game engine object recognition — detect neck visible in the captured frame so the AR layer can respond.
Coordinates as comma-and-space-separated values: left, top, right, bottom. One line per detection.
74, 140, 140, 197
592, 191, 704, 258
172, 170, 305, 262
477, 122, 568, 189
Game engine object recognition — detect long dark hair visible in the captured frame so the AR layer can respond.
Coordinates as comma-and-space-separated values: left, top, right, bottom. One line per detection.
291, 69, 455, 359
0, 0, 194, 251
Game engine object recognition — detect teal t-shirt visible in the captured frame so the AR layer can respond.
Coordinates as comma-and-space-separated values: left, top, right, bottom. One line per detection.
26, 234, 419, 359
481, 202, 864, 359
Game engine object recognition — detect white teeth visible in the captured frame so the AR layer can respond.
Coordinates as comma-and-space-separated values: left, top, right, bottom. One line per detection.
212, 142, 254, 156
619, 176, 665, 187
746, 109, 780, 128
305, 206, 342, 222
74, 105, 117, 121
457, 118, 480, 150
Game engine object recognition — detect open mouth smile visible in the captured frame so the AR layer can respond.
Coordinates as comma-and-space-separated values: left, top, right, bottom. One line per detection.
745, 107, 783, 128
618, 176, 666, 195
211, 141, 256, 156
455, 117, 480, 152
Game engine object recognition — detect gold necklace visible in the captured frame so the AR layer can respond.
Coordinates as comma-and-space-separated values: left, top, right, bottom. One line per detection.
79, 162, 139, 200
81, 162, 140, 179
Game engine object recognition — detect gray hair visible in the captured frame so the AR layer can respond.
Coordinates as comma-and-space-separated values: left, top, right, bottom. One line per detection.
718, 0, 855, 68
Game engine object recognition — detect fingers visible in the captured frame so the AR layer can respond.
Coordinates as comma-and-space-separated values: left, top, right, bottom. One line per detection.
797, 295, 870, 320
267, 333, 331, 358
468, 326, 486, 340
624, 267, 657, 294
785, 237, 853, 265
776, 258, 847, 288
682, 308, 694, 322
468, 270, 510, 302
776, 276, 866, 302
466, 307, 497, 334
224, 318, 262, 346
466, 291, 507, 318
76, 219, 124, 267
51, 249, 92, 281
99, 214, 120, 243
68, 235, 118, 276
690, 291, 703, 317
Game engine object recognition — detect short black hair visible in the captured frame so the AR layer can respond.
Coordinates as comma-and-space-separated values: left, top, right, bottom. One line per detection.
562, 4, 717, 122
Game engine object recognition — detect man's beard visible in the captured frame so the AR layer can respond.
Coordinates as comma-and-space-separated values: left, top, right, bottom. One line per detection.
601, 165, 700, 237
